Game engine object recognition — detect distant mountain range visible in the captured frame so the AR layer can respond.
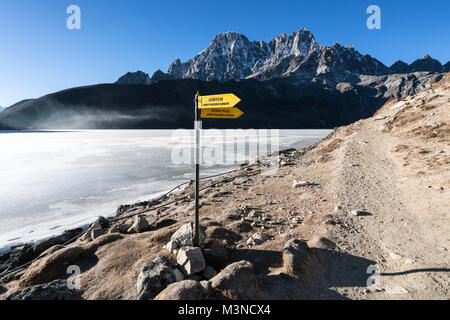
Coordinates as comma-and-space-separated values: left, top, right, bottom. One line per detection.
0, 28, 447, 130
117, 28, 449, 84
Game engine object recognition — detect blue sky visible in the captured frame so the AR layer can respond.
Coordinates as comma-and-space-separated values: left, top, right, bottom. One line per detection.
0, 0, 449, 107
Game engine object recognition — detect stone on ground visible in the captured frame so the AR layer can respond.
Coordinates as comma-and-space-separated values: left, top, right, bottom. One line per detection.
90, 228, 105, 240
136, 255, 178, 300
170, 222, 206, 249
154, 280, 207, 300
209, 260, 260, 299
128, 215, 149, 233
282, 239, 315, 278
292, 180, 310, 188
5, 279, 82, 300
18, 246, 91, 288
176, 246, 205, 276
80, 222, 102, 241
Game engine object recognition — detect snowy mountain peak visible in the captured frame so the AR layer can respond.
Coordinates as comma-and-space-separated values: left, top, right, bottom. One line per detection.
118, 29, 446, 84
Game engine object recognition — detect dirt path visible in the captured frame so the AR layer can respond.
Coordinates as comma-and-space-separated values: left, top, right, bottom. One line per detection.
329, 112, 449, 299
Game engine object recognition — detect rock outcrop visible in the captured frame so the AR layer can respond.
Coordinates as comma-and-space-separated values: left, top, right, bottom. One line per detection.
154, 280, 207, 300
136, 255, 180, 300
207, 260, 260, 299
282, 239, 315, 278
115, 71, 151, 84
156, 29, 446, 83
5, 279, 82, 300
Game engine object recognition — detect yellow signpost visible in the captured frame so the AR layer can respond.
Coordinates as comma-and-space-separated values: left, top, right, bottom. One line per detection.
198, 93, 241, 109
192, 92, 243, 247
200, 107, 244, 119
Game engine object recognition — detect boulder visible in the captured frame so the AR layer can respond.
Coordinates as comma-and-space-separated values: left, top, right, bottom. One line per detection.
90, 228, 105, 240
5, 279, 82, 300
30, 227, 83, 260
282, 239, 315, 278
94, 216, 109, 228
117, 222, 132, 233
128, 215, 149, 233
136, 255, 178, 300
154, 280, 207, 300
209, 260, 260, 299
177, 246, 205, 276
36, 245, 65, 259
163, 240, 178, 254
170, 222, 205, 249
249, 232, 267, 245
18, 234, 122, 288
18, 246, 91, 288
109, 225, 120, 233
79, 222, 101, 241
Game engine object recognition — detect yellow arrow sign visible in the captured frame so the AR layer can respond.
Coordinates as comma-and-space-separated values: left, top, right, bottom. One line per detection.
200, 107, 244, 119
198, 93, 241, 109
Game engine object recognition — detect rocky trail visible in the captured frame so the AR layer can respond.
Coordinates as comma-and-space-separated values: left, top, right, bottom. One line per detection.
0, 74, 448, 300
329, 110, 449, 299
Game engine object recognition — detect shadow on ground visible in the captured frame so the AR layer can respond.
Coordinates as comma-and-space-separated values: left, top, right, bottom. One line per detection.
229, 247, 376, 299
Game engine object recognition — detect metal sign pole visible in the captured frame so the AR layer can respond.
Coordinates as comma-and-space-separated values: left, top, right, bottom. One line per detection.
193, 91, 201, 247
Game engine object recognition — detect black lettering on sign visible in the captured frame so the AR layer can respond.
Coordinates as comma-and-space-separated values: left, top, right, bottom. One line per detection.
208, 97, 223, 102
202, 102, 230, 107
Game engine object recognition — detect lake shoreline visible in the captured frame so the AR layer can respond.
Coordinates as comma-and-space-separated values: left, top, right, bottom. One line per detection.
0, 129, 331, 255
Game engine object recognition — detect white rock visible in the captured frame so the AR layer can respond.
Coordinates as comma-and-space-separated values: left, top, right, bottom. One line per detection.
385, 286, 408, 295
127, 216, 149, 233
177, 246, 206, 276
391, 101, 406, 110
405, 258, 415, 264
390, 252, 402, 260
164, 240, 177, 254
248, 210, 258, 218
406, 282, 427, 290
171, 222, 205, 248
251, 232, 268, 245
292, 180, 310, 188
291, 217, 300, 223
350, 210, 360, 216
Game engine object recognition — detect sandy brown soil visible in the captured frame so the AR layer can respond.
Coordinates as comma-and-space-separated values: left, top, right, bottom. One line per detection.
2, 74, 449, 300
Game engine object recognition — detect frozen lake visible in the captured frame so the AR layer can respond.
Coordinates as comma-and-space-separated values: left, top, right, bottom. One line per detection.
0, 129, 331, 252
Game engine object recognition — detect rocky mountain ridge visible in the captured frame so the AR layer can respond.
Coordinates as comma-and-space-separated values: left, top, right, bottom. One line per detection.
117, 29, 448, 85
